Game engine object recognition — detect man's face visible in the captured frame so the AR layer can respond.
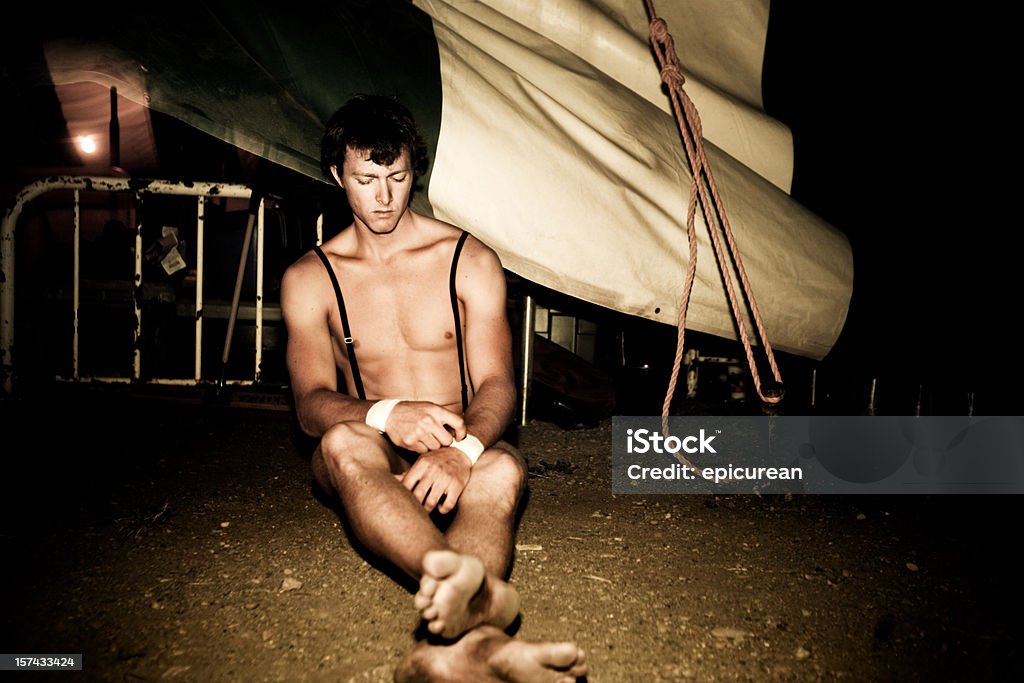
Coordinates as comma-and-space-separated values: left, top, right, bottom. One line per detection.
333, 147, 413, 235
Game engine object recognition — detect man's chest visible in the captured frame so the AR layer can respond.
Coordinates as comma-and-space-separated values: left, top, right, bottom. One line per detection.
327, 259, 462, 360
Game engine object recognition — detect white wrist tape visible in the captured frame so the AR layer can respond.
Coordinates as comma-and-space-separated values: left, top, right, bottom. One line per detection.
365, 399, 401, 433
450, 434, 485, 465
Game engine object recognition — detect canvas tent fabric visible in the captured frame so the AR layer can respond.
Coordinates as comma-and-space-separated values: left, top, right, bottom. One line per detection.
23, 0, 851, 360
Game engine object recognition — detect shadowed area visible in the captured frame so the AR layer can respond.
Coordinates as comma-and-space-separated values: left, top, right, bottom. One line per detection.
1, 385, 1022, 681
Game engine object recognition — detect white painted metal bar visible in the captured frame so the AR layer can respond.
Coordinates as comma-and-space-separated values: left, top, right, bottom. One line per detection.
72, 190, 81, 380
684, 348, 699, 399
810, 367, 817, 408
520, 294, 535, 426
2, 176, 256, 394
255, 198, 265, 383
699, 356, 741, 364
58, 375, 256, 386
195, 196, 205, 382
143, 378, 255, 386
133, 195, 143, 381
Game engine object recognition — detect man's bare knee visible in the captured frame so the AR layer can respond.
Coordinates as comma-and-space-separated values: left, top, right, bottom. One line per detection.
461, 448, 526, 513
488, 448, 527, 492
319, 421, 391, 477
321, 420, 382, 452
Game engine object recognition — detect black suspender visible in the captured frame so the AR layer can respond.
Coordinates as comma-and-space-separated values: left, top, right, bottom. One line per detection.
313, 231, 471, 412
313, 246, 366, 400
450, 231, 471, 413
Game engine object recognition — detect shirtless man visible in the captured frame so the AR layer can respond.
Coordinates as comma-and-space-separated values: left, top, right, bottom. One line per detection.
280, 95, 587, 682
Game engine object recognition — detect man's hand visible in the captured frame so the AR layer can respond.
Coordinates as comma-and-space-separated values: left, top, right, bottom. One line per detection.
384, 401, 466, 453
401, 448, 472, 514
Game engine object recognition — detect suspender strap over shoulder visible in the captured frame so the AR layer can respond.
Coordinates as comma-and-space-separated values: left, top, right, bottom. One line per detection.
313, 246, 366, 400
313, 233, 470, 411
450, 231, 471, 413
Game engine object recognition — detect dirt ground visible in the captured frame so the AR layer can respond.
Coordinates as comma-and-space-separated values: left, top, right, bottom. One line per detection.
2, 385, 1022, 682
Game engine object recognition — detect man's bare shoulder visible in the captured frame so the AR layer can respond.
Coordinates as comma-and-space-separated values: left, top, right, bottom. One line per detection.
412, 213, 503, 270
448, 231, 507, 309
309, 226, 359, 259
410, 213, 463, 246
280, 250, 332, 317
458, 232, 505, 280
282, 249, 328, 286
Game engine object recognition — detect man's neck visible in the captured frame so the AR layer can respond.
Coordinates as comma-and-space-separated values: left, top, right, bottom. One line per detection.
351, 209, 420, 262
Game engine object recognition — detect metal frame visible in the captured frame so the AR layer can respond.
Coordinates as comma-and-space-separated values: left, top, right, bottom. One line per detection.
1, 176, 262, 393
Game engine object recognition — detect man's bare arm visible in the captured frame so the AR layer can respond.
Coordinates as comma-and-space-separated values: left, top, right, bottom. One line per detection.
458, 236, 517, 447
281, 256, 371, 437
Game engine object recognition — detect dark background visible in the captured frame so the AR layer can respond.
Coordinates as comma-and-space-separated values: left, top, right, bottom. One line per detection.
1, 3, 1015, 414
761, 4, 1017, 413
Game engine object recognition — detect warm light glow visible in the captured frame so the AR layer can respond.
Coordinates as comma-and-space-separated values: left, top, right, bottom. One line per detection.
76, 135, 97, 154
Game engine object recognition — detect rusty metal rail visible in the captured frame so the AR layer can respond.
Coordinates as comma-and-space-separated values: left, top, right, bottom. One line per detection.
1, 176, 268, 393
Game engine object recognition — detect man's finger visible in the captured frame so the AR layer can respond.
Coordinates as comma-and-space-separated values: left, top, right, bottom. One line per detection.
421, 432, 443, 452
405, 422, 446, 453
410, 477, 431, 505
427, 406, 465, 442
442, 413, 467, 442
401, 461, 424, 491
450, 423, 467, 442
424, 479, 446, 512
437, 487, 459, 514
387, 402, 461, 450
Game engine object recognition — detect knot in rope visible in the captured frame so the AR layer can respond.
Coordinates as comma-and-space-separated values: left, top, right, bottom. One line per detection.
649, 17, 669, 41
650, 17, 685, 90
649, 18, 678, 59
660, 65, 686, 91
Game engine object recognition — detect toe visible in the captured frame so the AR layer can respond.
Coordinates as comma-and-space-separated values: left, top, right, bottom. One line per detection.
537, 642, 582, 669
417, 575, 438, 600
413, 587, 434, 611
568, 649, 587, 675
422, 549, 461, 579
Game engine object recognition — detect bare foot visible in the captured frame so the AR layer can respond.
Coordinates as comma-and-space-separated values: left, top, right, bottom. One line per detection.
488, 634, 588, 683
395, 626, 587, 683
414, 550, 520, 639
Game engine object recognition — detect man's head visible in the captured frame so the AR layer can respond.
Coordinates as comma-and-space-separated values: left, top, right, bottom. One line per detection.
320, 94, 428, 183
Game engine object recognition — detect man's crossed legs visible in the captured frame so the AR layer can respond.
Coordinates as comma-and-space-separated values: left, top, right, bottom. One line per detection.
313, 422, 587, 683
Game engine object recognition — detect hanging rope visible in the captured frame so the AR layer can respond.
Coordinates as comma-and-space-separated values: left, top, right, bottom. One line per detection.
643, 0, 785, 430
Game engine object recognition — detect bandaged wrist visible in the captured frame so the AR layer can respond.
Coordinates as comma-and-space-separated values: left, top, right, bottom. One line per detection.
365, 398, 401, 433
450, 434, 485, 465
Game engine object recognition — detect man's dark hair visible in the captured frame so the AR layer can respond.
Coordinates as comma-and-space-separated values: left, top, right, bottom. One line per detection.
320, 94, 429, 181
